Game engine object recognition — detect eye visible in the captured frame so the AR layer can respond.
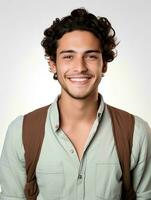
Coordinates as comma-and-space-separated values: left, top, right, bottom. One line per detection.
86, 54, 98, 60
62, 55, 73, 60
89, 55, 97, 58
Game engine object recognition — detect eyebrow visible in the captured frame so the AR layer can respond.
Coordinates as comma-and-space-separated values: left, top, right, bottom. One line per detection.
59, 50, 101, 54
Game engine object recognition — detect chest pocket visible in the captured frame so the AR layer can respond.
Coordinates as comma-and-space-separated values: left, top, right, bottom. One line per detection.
36, 162, 65, 200
95, 163, 122, 200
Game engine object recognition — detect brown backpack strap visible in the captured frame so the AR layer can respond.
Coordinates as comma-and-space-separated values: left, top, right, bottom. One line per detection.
107, 104, 136, 200
22, 105, 50, 200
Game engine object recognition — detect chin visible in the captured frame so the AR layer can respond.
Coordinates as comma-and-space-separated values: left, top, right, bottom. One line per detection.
66, 90, 96, 100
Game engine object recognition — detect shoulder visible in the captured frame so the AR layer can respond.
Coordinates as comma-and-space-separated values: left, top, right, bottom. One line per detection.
106, 104, 150, 137
2, 104, 52, 153
133, 115, 151, 142
24, 104, 50, 117
4, 116, 24, 148
6, 115, 24, 141
131, 115, 151, 166
106, 104, 134, 125
1, 116, 24, 162
106, 104, 151, 145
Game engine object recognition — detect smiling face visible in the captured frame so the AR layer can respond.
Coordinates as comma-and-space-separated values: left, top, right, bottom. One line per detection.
50, 30, 106, 100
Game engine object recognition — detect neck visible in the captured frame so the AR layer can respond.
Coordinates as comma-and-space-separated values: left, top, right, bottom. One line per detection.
58, 92, 100, 126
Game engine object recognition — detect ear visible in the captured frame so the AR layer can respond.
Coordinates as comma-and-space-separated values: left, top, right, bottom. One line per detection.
48, 59, 57, 73
102, 62, 108, 73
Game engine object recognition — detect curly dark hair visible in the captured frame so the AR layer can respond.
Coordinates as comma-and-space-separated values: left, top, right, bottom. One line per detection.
41, 8, 118, 65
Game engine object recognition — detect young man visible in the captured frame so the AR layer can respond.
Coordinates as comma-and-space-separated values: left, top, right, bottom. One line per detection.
0, 8, 151, 200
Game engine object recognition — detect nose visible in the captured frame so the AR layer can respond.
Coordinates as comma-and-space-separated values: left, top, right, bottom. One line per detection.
73, 56, 88, 72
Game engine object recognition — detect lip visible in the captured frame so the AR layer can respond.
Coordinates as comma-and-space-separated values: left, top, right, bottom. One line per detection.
67, 76, 92, 85
66, 74, 92, 79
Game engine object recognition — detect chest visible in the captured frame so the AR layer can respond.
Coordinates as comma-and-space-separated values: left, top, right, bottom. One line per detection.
36, 122, 122, 200
61, 125, 92, 160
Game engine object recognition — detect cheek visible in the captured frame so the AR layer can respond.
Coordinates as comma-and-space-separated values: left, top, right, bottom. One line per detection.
57, 63, 73, 77
94, 66, 102, 75
56, 66, 68, 80
94, 67, 103, 81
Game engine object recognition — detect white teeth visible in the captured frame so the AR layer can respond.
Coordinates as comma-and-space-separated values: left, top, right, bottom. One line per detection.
70, 78, 88, 81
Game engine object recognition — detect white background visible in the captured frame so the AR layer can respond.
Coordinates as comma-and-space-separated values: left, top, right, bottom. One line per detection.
0, 0, 151, 154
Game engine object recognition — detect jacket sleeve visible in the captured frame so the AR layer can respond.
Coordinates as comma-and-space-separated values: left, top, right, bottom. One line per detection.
0, 116, 26, 200
132, 117, 151, 200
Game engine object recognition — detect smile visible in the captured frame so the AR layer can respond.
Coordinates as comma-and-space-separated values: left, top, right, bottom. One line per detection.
66, 76, 92, 86
69, 77, 91, 82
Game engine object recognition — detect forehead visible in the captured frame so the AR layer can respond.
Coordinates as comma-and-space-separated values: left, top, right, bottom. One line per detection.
57, 30, 101, 53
